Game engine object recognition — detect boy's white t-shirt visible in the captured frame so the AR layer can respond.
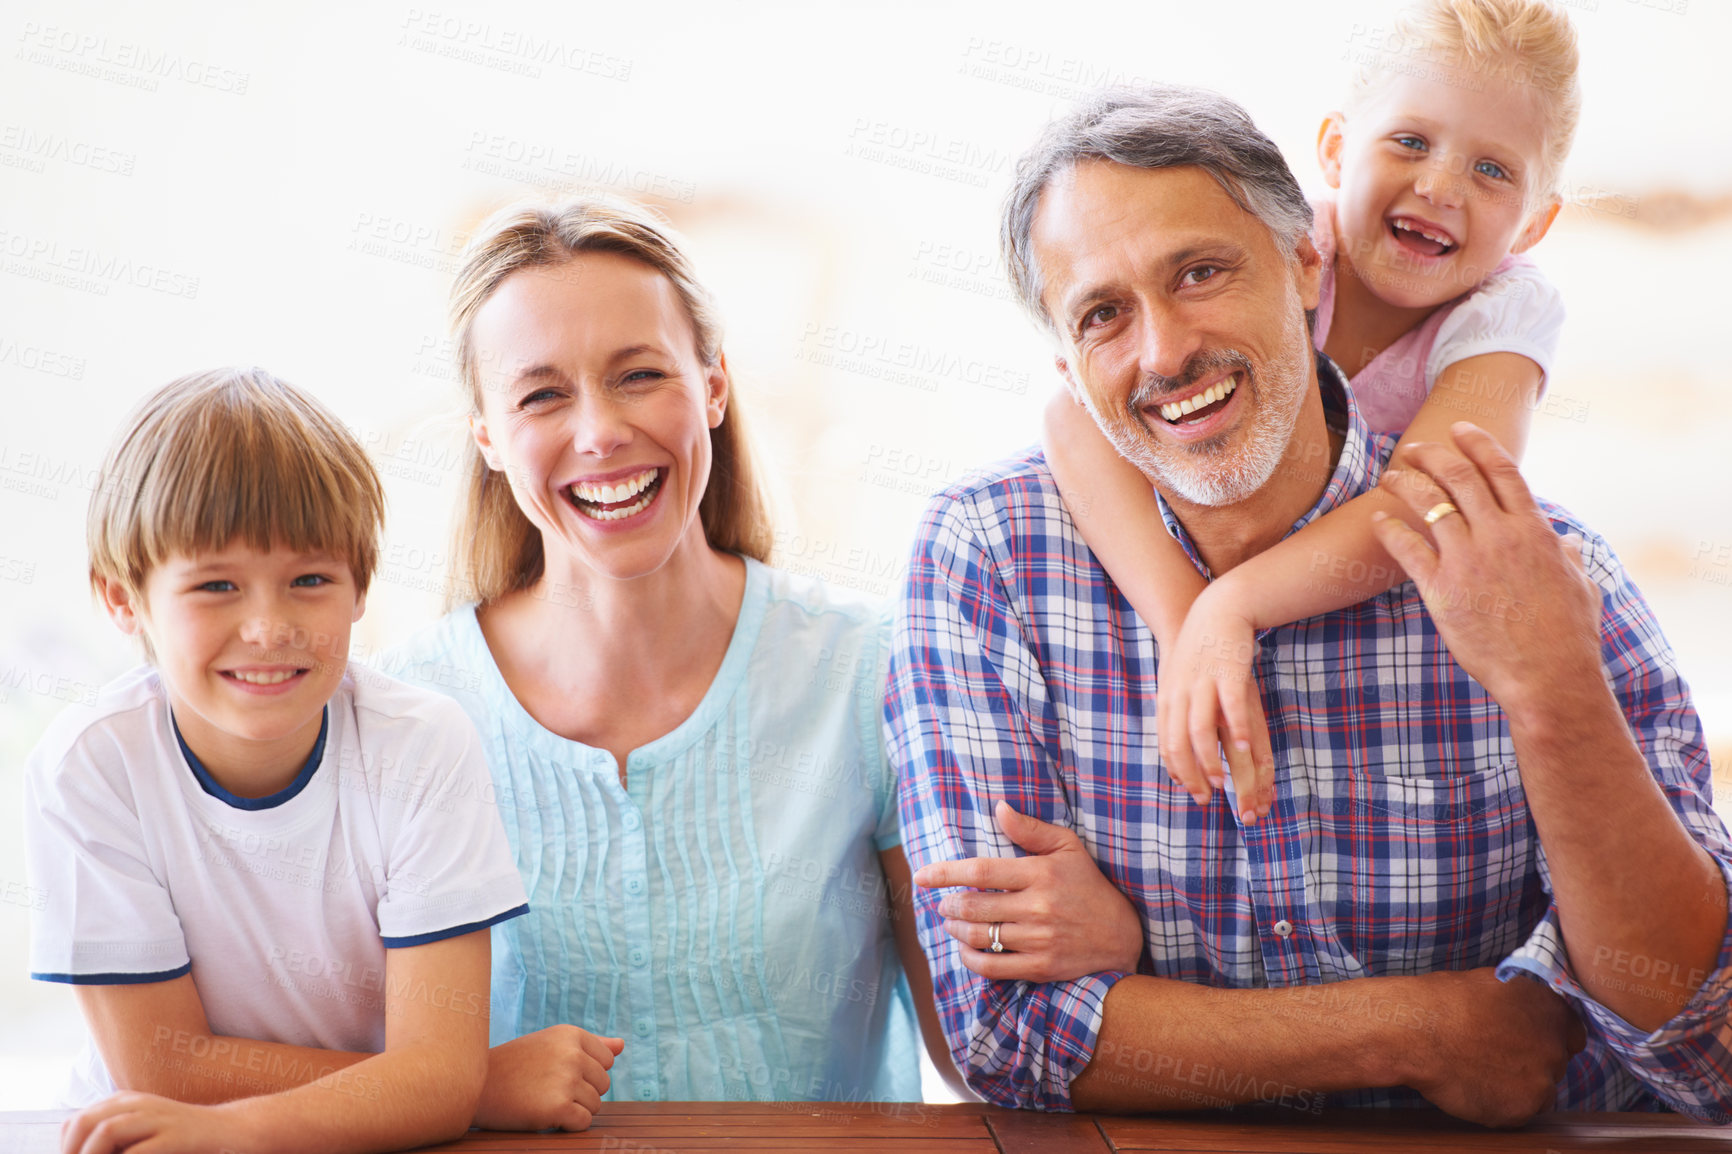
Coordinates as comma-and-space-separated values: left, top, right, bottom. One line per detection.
23, 663, 529, 1105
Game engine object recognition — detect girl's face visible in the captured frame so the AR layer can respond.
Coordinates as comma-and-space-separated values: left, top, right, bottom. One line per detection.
1319, 64, 1561, 311
467, 252, 727, 585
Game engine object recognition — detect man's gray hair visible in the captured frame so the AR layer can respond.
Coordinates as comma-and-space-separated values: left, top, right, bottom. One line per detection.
1001, 85, 1314, 336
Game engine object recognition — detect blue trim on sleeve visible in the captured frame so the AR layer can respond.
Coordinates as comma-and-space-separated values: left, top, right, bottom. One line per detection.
381, 904, 529, 949
173, 708, 328, 810
32, 962, 193, 985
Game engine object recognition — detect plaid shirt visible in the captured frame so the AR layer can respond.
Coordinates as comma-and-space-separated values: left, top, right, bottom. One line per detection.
886, 360, 1732, 1116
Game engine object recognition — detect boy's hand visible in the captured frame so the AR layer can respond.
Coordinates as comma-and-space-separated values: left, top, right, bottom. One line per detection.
476, 1026, 625, 1131
913, 801, 1144, 980
1156, 586, 1275, 823
61, 1091, 252, 1154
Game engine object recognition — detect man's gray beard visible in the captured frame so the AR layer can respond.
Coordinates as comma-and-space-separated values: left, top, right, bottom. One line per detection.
1098, 324, 1311, 509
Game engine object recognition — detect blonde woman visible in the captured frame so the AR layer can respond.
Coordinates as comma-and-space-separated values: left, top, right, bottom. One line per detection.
385, 196, 950, 1127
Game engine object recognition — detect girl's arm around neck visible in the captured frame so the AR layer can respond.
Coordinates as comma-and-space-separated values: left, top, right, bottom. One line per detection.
1042, 391, 1206, 649
1212, 350, 1543, 630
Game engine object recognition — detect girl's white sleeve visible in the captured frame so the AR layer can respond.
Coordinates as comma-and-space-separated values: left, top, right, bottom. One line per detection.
1426, 260, 1566, 388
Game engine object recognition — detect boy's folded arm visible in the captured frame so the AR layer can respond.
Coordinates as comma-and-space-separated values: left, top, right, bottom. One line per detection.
77, 974, 371, 1103
208, 929, 493, 1154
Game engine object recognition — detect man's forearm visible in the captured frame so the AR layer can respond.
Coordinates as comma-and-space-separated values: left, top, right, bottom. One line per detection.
1508, 673, 1726, 1031
1068, 973, 1421, 1113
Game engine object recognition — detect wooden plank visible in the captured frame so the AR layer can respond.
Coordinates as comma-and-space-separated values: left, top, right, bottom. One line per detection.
415, 1105, 1732, 1153
983, 1107, 1113, 1154
432, 1136, 997, 1152
587, 1108, 980, 1134
427, 1103, 998, 1151
1100, 1113, 1732, 1152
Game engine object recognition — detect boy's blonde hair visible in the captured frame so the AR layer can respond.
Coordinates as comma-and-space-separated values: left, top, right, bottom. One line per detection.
1348, 0, 1581, 198
88, 368, 386, 608
446, 194, 773, 608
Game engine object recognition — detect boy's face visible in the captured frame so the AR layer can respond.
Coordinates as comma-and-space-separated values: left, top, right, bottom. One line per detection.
102, 542, 364, 790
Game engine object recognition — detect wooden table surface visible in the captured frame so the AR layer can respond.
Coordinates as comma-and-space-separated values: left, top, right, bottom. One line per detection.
418, 1101, 1732, 1153
6, 1102, 1730, 1153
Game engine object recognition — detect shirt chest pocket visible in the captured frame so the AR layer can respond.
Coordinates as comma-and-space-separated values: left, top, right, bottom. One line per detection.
1310, 757, 1540, 975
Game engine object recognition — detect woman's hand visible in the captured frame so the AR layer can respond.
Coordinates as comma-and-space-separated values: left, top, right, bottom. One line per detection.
476, 1026, 625, 1131
1155, 582, 1275, 824
912, 801, 1144, 982
60, 1092, 252, 1154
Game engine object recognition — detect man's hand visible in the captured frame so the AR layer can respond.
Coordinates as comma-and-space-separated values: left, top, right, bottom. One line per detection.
911, 801, 1144, 981
60, 1092, 254, 1154
1371, 422, 1603, 715
476, 1026, 624, 1132
1156, 585, 1276, 823
1403, 969, 1584, 1128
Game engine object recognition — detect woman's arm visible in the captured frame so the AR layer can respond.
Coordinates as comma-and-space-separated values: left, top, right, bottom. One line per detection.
1159, 351, 1544, 798
63, 931, 492, 1154
882, 846, 975, 1101
1043, 390, 1205, 649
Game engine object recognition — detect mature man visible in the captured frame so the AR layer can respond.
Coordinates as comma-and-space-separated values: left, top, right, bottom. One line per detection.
885, 86, 1732, 1124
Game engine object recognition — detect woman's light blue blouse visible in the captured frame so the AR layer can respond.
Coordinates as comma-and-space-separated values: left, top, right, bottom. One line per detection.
382, 559, 919, 1102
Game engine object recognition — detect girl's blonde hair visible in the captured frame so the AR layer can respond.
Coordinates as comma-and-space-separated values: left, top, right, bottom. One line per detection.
1349, 0, 1581, 198
446, 195, 772, 609
88, 368, 385, 644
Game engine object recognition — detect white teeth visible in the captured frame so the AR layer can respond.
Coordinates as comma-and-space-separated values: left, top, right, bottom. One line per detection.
230, 669, 300, 685
1393, 219, 1453, 247
575, 488, 656, 521
1159, 373, 1239, 423
569, 468, 657, 505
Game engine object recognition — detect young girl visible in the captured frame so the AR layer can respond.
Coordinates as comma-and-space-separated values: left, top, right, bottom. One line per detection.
1044, 0, 1579, 819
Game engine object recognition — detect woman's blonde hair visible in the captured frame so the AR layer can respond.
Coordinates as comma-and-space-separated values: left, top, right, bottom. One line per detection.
87, 368, 386, 641
1348, 0, 1581, 198
447, 195, 773, 607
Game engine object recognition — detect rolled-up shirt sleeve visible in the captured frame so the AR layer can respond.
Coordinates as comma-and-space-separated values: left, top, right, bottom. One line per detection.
1498, 520, 1732, 1120
884, 489, 1128, 1111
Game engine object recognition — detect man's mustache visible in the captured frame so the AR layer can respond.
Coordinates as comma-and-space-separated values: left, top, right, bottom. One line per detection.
1127, 349, 1254, 412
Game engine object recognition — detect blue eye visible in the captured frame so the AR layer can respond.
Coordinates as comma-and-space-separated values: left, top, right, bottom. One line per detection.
1475, 160, 1508, 180
291, 574, 331, 588
520, 388, 559, 406
197, 580, 237, 593
1395, 135, 1427, 152
621, 369, 664, 385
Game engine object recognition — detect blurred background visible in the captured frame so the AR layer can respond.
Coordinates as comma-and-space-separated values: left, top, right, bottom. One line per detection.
1, 0, 1725, 1108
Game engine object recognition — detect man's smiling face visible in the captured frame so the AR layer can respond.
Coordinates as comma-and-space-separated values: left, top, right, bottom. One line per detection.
1033, 161, 1322, 508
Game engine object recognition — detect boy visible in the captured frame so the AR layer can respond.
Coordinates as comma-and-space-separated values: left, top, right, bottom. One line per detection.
24, 368, 528, 1154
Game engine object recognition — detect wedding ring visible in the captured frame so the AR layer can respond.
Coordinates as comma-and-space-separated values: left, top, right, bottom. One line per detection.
988, 922, 1005, 953
1422, 501, 1461, 527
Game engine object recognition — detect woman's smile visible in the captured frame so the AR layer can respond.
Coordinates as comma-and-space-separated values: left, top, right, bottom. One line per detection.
565, 466, 667, 522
